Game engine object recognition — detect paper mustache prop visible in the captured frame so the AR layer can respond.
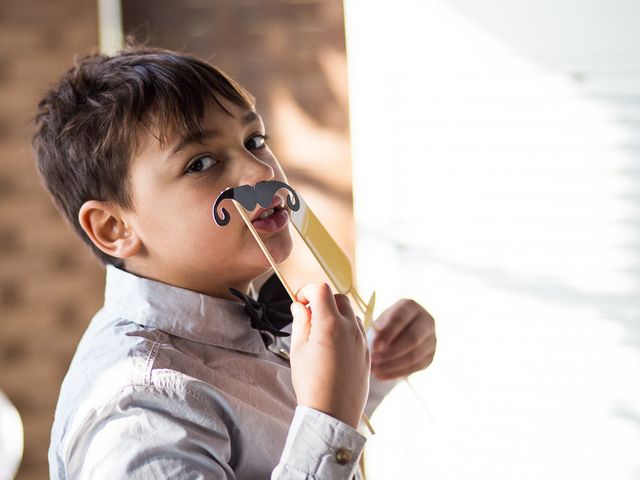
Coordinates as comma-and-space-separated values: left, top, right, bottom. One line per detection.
212, 180, 300, 227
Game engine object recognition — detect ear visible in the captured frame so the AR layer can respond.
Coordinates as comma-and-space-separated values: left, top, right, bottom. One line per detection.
78, 200, 142, 260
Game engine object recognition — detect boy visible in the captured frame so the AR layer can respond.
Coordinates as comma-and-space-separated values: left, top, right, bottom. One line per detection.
33, 46, 436, 479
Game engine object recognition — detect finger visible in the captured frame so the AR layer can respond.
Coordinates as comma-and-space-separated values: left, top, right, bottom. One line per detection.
335, 295, 368, 347
372, 340, 434, 369
334, 293, 355, 320
374, 300, 433, 352
374, 299, 422, 330
373, 308, 421, 353
373, 320, 435, 363
354, 314, 366, 338
290, 301, 311, 349
372, 348, 435, 380
295, 283, 340, 319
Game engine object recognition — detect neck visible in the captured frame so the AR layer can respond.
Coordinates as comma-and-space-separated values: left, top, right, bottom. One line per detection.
121, 261, 262, 300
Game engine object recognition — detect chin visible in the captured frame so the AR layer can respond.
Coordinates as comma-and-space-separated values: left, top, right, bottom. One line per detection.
269, 237, 294, 265
262, 228, 294, 265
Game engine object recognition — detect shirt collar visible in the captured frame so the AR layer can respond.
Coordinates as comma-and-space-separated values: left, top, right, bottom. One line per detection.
102, 265, 266, 354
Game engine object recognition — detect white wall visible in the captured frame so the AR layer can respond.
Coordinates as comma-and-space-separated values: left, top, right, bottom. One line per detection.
344, 1, 640, 478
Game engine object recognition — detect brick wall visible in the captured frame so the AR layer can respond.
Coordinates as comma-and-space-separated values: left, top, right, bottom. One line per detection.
0, 1, 101, 479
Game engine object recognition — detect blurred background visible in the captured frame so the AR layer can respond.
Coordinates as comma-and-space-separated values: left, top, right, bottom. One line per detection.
0, 0, 639, 479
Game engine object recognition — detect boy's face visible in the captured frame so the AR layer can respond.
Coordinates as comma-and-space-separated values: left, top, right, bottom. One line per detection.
121, 96, 293, 298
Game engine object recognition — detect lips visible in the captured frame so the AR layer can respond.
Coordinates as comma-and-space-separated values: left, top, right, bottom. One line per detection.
250, 196, 285, 222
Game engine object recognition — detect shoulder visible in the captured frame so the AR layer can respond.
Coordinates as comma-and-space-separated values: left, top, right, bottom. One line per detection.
53, 305, 237, 415
50, 309, 236, 477
64, 308, 163, 389
51, 310, 226, 442
50, 381, 235, 480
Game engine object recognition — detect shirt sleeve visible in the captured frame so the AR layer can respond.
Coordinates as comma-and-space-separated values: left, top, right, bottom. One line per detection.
63, 384, 237, 480
272, 406, 367, 480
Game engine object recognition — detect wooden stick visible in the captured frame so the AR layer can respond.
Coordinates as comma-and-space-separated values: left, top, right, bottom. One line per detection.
232, 200, 375, 435
403, 375, 434, 422
361, 413, 375, 435
232, 201, 296, 302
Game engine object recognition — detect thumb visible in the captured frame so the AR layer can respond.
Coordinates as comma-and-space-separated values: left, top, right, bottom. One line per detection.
290, 301, 311, 350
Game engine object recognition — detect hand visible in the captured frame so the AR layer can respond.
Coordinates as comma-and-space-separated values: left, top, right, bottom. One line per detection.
289, 283, 370, 428
371, 299, 436, 381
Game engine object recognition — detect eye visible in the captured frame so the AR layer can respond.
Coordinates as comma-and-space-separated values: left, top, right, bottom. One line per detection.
245, 134, 268, 151
186, 155, 218, 174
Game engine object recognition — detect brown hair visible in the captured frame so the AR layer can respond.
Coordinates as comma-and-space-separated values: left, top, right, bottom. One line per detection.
33, 46, 254, 267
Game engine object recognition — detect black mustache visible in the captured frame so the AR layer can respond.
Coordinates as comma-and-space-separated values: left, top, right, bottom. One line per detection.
212, 180, 300, 226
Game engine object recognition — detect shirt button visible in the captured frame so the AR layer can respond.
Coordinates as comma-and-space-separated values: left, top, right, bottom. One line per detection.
335, 447, 353, 465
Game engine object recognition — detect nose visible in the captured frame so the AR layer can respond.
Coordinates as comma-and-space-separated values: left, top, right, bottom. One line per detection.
235, 151, 275, 187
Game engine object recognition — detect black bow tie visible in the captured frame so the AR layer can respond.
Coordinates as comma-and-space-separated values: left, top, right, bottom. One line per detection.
229, 274, 293, 337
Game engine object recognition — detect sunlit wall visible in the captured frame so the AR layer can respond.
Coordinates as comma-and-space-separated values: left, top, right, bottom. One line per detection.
344, 1, 640, 478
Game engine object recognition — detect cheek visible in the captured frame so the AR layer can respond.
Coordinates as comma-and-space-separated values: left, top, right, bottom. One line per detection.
188, 202, 243, 248
133, 193, 227, 251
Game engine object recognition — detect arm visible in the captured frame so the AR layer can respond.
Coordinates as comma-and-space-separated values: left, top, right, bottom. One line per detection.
64, 284, 373, 480
272, 406, 366, 479
366, 299, 437, 417
273, 296, 437, 478
64, 383, 365, 480
281, 283, 371, 479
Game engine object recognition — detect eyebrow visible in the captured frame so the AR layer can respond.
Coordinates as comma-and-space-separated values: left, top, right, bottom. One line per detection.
242, 111, 260, 125
169, 129, 219, 158
168, 111, 262, 159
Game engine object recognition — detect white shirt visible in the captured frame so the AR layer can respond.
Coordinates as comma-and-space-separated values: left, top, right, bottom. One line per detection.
49, 265, 397, 479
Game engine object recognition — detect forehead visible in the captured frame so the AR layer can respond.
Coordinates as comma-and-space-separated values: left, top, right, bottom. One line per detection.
136, 95, 260, 155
